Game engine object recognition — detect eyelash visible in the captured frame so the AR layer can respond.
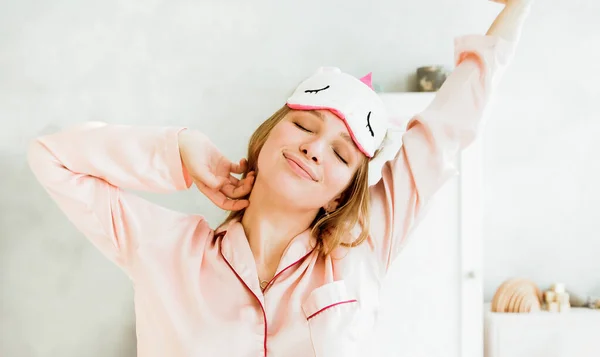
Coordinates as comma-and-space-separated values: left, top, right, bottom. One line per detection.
294, 122, 311, 132
294, 122, 348, 165
335, 151, 348, 164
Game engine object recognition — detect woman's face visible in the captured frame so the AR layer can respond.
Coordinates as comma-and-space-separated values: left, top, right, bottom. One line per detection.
257, 109, 364, 210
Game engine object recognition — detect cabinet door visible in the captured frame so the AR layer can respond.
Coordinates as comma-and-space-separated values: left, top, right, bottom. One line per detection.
361, 93, 483, 357
485, 306, 600, 357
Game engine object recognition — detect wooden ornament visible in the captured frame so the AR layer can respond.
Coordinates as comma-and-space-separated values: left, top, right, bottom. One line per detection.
491, 278, 542, 313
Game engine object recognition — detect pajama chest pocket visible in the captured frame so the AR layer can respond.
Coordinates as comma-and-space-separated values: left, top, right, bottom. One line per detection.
302, 280, 362, 357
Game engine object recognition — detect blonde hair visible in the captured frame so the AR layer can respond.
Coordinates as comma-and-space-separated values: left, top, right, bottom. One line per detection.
217, 105, 372, 256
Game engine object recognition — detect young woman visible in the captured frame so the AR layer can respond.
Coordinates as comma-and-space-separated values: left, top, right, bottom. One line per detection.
28, 1, 533, 356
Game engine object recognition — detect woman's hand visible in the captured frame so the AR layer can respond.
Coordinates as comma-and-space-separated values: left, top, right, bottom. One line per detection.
178, 129, 255, 211
486, 0, 533, 42
489, 0, 535, 7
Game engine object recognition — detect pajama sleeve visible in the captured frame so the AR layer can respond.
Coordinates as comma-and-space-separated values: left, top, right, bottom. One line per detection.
368, 35, 516, 273
27, 122, 196, 271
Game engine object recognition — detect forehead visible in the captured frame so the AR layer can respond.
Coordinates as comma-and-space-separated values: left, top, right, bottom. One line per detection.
289, 108, 334, 120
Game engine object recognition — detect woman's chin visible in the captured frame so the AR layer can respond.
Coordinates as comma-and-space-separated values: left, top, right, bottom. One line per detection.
266, 171, 318, 201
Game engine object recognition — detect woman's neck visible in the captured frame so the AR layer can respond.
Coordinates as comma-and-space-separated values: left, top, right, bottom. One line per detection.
241, 181, 317, 269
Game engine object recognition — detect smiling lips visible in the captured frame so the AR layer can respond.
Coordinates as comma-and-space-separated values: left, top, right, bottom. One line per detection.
283, 152, 319, 182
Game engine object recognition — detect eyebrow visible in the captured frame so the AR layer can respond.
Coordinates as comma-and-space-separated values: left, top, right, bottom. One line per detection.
306, 110, 325, 121
306, 110, 355, 147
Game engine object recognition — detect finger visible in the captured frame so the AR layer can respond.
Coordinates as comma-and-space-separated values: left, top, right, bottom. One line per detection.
199, 172, 227, 190
227, 170, 255, 186
220, 178, 251, 199
240, 173, 256, 192
197, 181, 249, 211
230, 158, 248, 175
201, 186, 250, 211
223, 198, 250, 211
235, 174, 255, 196
196, 180, 228, 202
228, 175, 240, 185
221, 175, 255, 198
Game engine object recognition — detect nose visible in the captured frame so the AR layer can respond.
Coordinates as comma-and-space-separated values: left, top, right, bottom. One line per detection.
299, 139, 324, 164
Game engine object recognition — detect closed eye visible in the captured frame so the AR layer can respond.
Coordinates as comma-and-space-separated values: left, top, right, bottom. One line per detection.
334, 150, 348, 164
294, 123, 312, 132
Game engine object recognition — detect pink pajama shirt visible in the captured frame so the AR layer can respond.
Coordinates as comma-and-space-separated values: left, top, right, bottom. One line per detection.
28, 34, 515, 357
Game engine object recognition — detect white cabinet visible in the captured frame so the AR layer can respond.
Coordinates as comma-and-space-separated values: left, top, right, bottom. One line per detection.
362, 93, 484, 357
484, 303, 600, 357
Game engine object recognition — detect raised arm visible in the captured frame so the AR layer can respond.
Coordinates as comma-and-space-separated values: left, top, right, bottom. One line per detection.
487, 0, 534, 41
368, 0, 533, 273
27, 122, 199, 271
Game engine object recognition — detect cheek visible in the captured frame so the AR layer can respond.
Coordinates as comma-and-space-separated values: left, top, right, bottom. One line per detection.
256, 126, 292, 171
324, 164, 354, 193
256, 140, 275, 174
263, 124, 297, 149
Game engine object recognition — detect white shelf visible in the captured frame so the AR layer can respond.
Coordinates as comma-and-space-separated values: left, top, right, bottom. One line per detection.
484, 303, 600, 357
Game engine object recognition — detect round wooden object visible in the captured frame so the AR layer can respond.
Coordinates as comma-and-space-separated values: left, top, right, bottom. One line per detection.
492, 278, 542, 313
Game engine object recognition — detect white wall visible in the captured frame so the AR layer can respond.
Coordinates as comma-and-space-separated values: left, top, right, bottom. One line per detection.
481, 0, 600, 301
1, 0, 598, 356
